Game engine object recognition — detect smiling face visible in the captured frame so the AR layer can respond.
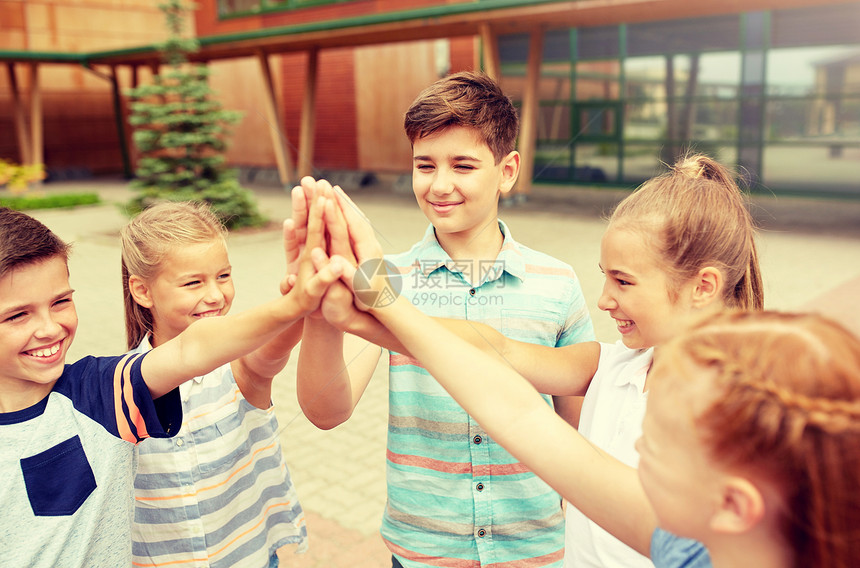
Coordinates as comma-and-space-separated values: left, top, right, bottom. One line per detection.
0, 256, 77, 411
411, 126, 518, 252
132, 239, 234, 347
598, 225, 698, 350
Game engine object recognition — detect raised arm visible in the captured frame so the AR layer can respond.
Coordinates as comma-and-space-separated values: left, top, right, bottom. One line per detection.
296, 315, 381, 429
231, 209, 307, 409
289, 177, 382, 429
324, 286, 597, 396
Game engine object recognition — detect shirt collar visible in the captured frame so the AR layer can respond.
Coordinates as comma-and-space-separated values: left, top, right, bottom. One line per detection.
410, 220, 526, 285
612, 346, 654, 392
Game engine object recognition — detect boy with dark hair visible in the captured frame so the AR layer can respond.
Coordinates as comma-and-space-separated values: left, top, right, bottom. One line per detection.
0, 205, 339, 567
296, 71, 594, 567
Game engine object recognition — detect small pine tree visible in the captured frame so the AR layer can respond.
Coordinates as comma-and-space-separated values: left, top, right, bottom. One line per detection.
126, 0, 264, 229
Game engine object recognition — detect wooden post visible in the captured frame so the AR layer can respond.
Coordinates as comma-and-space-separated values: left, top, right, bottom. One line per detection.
6, 63, 31, 165
128, 65, 140, 169
109, 65, 133, 178
28, 63, 43, 169
298, 47, 318, 179
515, 28, 544, 197
479, 23, 500, 81
257, 51, 293, 186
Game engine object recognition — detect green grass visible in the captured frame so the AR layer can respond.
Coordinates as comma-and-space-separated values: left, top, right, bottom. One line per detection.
0, 192, 101, 210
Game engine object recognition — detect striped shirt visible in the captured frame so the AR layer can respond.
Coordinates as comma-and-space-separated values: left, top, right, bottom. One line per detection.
381, 221, 595, 568
131, 339, 307, 568
1, 353, 181, 568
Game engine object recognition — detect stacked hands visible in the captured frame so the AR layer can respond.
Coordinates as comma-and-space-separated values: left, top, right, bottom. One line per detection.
280, 176, 388, 325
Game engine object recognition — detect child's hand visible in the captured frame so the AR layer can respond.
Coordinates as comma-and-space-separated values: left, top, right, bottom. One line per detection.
320, 281, 355, 328
283, 191, 343, 317
281, 177, 316, 294
281, 218, 300, 294
331, 185, 384, 264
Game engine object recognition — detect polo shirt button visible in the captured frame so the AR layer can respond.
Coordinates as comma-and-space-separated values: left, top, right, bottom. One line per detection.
469, 288, 476, 296
477, 528, 486, 537
176, 438, 184, 447
476, 483, 484, 491
473, 435, 482, 444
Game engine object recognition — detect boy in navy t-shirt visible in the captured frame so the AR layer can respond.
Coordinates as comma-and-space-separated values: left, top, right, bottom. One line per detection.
0, 205, 340, 567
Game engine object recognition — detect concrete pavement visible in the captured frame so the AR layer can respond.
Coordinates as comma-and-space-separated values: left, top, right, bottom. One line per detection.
23, 177, 860, 567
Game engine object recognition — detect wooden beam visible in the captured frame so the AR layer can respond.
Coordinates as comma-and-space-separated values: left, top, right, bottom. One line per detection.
5, 63, 31, 165
129, 65, 139, 169
84, 0, 847, 67
479, 23, 500, 81
298, 47, 318, 179
109, 65, 133, 178
28, 63, 43, 168
257, 51, 293, 185
515, 28, 544, 196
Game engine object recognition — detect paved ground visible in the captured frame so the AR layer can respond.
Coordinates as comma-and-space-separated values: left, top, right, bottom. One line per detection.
23, 178, 860, 567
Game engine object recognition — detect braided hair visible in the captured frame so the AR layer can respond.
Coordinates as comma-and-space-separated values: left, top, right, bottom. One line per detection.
659, 311, 860, 567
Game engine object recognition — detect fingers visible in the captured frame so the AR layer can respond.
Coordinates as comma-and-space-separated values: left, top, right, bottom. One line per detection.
324, 197, 357, 266
332, 185, 382, 263
305, 194, 327, 252
290, 185, 309, 244
320, 281, 357, 329
283, 218, 300, 269
289, 249, 344, 315
306, 250, 343, 294
279, 273, 297, 295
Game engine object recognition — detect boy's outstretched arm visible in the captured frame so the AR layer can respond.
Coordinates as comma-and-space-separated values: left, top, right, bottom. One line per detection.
328, 183, 600, 397
297, 315, 381, 429
141, 193, 341, 400
288, 177, 382, 429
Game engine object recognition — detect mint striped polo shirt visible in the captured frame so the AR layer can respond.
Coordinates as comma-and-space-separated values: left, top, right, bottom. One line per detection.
381, 221, 595, 567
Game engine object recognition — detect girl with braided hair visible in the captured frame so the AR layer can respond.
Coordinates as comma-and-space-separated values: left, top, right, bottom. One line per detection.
637, 310, 860, 567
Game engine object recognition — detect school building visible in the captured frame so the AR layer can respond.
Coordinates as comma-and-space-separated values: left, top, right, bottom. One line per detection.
1, 0, 859, 197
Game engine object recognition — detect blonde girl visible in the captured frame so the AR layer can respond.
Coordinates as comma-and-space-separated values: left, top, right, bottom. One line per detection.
307, 154, 763, 567
122, 202, 306, 568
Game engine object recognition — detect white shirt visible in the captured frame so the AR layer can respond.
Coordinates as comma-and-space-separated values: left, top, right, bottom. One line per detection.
564, 340, 655, 568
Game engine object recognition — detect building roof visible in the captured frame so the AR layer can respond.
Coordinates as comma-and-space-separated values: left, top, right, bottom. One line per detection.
2, 0, 853, 68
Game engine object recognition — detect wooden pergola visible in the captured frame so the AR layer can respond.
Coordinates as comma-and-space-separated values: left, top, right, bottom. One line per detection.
2, 0, 843, 193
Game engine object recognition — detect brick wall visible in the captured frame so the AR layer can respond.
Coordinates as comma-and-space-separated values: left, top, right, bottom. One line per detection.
0, 0, 168, 176
281, 49, 359, 172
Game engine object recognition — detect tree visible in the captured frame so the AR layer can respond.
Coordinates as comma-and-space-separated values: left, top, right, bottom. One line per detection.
126, 0, 264, 229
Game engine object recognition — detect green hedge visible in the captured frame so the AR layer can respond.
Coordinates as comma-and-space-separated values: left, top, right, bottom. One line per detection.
0, 192, 101, 211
